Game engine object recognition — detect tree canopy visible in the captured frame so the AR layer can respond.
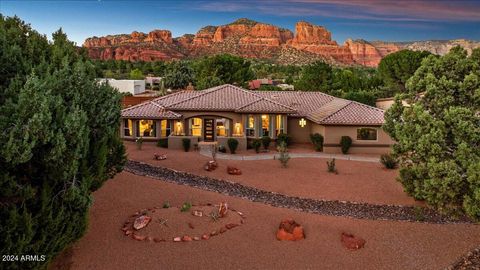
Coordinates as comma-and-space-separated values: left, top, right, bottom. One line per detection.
0, 15, 125, 268
384, 47, 480, 220
163, 61, 195, 90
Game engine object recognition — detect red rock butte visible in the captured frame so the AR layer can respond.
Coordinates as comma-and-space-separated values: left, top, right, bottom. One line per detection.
83, 18, 480, 67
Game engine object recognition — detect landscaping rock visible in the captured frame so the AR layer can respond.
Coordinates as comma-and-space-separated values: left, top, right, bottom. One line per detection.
341, 232, 365, 250
201, 234, 210, 240
192, 210, 203, 217
204, 160, 218, 171
153, 237, 165, 243
132, 234, 146, 241
153, 153, 167, 160
125, 230, 133, 236
227, 166, 242, 175
193, 236, 201, 241
218, 202, 228, 218
225, 223, 239, 229
276, 219, 305, 241
133, 215, 152, 230
173, 237, 182, 242
182, 235, 193, 242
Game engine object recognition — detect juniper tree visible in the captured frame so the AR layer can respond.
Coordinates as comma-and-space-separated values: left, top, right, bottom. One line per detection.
384, 47, 480, 220
0, 16, 125, 269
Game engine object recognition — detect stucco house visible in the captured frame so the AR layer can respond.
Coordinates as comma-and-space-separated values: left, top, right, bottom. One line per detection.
120, 84, 394, 153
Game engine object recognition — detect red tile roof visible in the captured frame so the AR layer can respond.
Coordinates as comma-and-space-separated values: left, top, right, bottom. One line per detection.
121, 84, 386, 126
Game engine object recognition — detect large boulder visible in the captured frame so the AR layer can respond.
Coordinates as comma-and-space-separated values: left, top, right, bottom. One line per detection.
133, 215, 152, 230
341, 232, 366, 250
227, 166, 242, 175
276, 218, 305, 241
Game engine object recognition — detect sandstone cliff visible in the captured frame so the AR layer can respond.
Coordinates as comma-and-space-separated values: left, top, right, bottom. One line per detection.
83, 18, 480, 66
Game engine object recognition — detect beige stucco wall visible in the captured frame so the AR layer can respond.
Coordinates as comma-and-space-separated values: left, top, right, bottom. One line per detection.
168, 135, 199, 150
323, 125, 394, 154
287, 117, 312, 143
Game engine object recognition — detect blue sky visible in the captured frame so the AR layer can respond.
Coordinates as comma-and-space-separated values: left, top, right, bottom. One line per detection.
2, 0, 480, 46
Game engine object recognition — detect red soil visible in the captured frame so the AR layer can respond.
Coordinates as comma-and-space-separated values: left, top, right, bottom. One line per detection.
127, 142, 420, 206
51, 171, 480, 270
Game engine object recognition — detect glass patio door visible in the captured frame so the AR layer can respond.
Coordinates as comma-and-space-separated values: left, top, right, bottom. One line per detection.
204, 118, 214, 141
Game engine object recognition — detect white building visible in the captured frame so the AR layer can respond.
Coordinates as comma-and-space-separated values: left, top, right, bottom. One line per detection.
98, 79, 146, 95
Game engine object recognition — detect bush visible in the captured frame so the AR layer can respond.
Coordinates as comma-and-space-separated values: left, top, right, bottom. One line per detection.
182, 138, 191, 152
310, 133, 324, 151
157, 138, 168, 148
218, 144, 227, 153
277, 142, 290, 168
380, 154, 398, 169
252, 139, 262, 153
277, 133, 292, 146
340, 136, 352, 154
261, 136, 271, 150
227, 138, 239, 154
136, 137, 143, 150
326, 158, 338, 174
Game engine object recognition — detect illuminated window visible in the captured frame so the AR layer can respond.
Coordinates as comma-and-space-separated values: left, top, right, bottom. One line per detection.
357, 128, 377, 140
246, 114, 255, 137
123, 119, 133, 136
275, 115, 284, 136
261, 114, 269, 136
137, 120, 156, 137
233, 122, 243, 136
190, 118, 202, 136
174, 120, 184, 135
160, 120, 171, 137
216, 118, 230, 137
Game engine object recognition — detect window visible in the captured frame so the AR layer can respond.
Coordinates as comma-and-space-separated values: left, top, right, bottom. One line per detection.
174, 120, 184, 135
357, 128, 377, 141
275, 115, 284, 136
246, 115, 255, 137
261, 114, 270, 137
190, 118, 202, 136
137, 120, 156, 137
160, 120, 171, 137
123, 119, 133, 136
216, 118, 230, 137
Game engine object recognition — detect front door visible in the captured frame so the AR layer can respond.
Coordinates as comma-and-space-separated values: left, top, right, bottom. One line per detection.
204, 118, 214, 142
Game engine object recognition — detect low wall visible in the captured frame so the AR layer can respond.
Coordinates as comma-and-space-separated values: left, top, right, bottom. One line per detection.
217, 136, 247, 151
168, 136, 199, 150
324, 145, 391, 154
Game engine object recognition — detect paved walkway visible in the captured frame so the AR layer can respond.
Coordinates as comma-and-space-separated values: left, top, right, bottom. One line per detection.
199, 149, 380, 163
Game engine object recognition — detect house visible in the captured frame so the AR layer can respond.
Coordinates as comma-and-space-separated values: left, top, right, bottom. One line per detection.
248, 79, 273, 90
99, 78, 146, 95
120, 84, 394, 154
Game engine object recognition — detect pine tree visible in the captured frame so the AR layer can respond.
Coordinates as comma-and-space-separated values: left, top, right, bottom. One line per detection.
384, 47, 480, 220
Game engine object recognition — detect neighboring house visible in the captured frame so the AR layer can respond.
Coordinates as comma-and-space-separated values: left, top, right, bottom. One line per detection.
248, 79, 273, 90
120, 84, 394, 154
145, 76, 162, 86
99, 78, 146, 95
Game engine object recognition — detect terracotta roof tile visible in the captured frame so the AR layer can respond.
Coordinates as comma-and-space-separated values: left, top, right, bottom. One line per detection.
121, 101, 181, 119
319, 102, 385, 125
307, 99, 351, 123
236, 98, 296, 113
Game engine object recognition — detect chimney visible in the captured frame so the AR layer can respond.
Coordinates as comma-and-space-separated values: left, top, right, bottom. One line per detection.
186, 82, 195, 91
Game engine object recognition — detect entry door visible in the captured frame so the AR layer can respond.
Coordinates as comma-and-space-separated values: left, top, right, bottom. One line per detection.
204, 119, 214, 142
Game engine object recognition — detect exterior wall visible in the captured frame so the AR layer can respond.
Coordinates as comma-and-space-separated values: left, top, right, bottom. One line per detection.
323, 125, 394, 154
103, 79, 146, 95
217, 136, 248, 151
168, 135, 199, 150
287, 117, 312, 143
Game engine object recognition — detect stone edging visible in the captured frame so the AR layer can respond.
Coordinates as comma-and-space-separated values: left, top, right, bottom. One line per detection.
125, 160, 474, 225
446, 246, 480, 269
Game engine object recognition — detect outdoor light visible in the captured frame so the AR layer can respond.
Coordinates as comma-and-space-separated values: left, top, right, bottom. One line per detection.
299, 118, 306, 127
234, 122, 242, 135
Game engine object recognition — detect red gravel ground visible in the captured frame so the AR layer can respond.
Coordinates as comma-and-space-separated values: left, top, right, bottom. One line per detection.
50, 171, 480, 270
126, 142, 420, 206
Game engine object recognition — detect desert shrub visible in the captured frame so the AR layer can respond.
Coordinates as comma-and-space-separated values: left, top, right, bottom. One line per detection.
310, 133, 324, 151
326, 158, 338, 174
261, 136, 271, 150
136, 137, 143, 150
277, 133, 292, 146
380, 154, 398, 169
277, 142, 290, 168
227, 138, 239, 154
182, 138, 191, 152
218, 144, 227, 153
157, 138, 168, 148
340, 136, 352, 154
180, 202, 192, 212
252, 139, 262, 153
163, 202, 170, 208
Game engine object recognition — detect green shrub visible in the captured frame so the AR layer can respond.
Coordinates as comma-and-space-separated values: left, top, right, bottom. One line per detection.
340, 136, 352, 154
136, 137, 143, 150
310, 133, 324, 151
218, 144, 227, 153
227, 138, 239, 154
380, 154, 398, 169
180, 202, 192, 212
157, 138, 168, 148
261, 136, 271, 150
277, 133, 292, 146
277, 142, 290, 168
163, 201, 170, 208
182, 138, 191, 152
252, 139, 262, 153
326, 158, 338, 174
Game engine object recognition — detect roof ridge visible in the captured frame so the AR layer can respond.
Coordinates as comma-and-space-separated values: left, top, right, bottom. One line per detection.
150, 101, 182, 117
164, 84, 226, 108
121, 100, 155, 112
317, 102, 354, 124
306, 98, 351, 123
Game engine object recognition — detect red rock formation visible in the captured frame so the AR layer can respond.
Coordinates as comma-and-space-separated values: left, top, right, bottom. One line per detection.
83, 18, 478, 66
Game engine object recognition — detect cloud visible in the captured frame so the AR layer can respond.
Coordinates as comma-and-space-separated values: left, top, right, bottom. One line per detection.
195, 0, 480, 22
